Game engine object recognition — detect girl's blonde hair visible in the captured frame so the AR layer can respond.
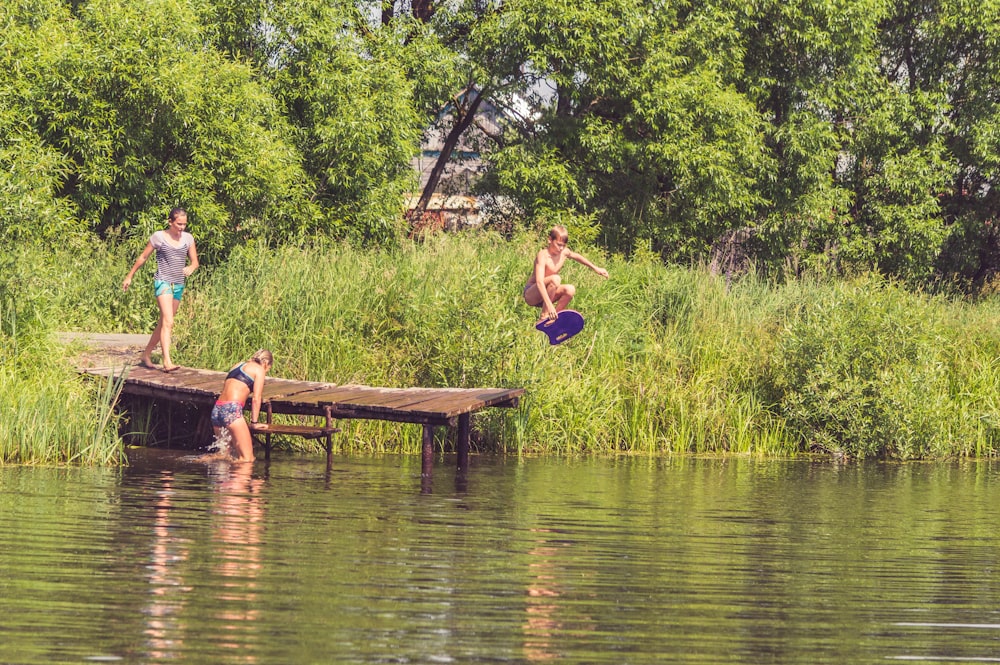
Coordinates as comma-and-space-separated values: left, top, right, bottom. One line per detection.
250, 349, 273, 367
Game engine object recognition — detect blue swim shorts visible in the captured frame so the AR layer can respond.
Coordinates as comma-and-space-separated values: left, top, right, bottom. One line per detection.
154, 279, 185, 301
211, 401, 244, 428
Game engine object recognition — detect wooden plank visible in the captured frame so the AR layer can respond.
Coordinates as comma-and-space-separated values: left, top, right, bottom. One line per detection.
117, 367, 220, 390
121, 379, 216, 399
391, 388, 525, 418
272, 385, 382, 406
324, 392, 464, 417
318, 390, 522, 423
81, 365, 525, 446
327, 387, 445, 408
250, 423, 340, 439
264, 386, 339, 402
176, 375, 229, 390
323, 405, 456, 427
318, 387, 522, 416
457, 412, 471, 471
115, 384, 217, 405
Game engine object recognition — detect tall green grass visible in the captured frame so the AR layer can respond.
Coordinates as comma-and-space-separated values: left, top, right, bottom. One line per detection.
13, 232, 1000, 461
0, 245, 126, 465
150, 233, 1000, 460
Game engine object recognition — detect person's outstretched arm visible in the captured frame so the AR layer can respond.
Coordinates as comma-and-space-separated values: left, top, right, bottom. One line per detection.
568, 251, 609, 279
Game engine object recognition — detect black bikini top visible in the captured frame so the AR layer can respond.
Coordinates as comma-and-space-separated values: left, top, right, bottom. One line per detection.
225, 362, 255, 391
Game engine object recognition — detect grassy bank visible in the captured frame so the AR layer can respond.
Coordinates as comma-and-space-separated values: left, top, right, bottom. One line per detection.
14, 232, 1000, 462
0, 245, 126, 465
168, 234, 1000, 460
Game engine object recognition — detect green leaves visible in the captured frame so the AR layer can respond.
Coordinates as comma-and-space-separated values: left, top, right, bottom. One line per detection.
0, 0, 426, 255
1, 0, 997, 280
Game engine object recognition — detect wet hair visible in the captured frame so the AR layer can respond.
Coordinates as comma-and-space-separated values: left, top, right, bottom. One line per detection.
549, 225, 569, 242
250, 349, 273, 367
168, 207, 187, 222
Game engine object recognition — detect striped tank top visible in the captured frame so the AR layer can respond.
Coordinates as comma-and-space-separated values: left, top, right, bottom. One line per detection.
150, 231, 194, 284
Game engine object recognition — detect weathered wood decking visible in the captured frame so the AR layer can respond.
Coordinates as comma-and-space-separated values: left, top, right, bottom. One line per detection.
84, 364, 524, 470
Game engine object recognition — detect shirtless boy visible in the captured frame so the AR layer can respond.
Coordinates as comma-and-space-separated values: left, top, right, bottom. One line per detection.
523, 225, 608, 321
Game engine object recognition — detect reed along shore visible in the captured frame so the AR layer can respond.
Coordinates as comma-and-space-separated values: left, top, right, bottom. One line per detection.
6, 233, 1000, 463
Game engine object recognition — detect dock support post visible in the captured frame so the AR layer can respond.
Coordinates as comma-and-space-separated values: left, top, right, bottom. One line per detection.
324, 406, 334, 471
456, 413, 471, 472
421, 425, 434, 493
263, 402, 273, 461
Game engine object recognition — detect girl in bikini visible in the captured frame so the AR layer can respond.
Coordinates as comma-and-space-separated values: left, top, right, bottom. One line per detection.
122, 208, 199, 372
524, 225, 608, 321
211, 349, 274, 462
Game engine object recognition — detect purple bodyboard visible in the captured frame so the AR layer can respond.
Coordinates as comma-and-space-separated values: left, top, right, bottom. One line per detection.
535, 309, 585, 345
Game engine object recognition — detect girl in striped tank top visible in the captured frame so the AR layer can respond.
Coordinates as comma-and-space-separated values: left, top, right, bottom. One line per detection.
122, 208, 200, 372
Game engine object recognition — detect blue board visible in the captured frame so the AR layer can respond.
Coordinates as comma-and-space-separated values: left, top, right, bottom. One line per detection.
535, 309, 585, 345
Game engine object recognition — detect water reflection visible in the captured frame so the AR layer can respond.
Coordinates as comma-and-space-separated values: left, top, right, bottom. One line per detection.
7, 456, 1000, 664
207, 461, 265, 663
523, 529, 565, 662
140, 461, 267, 664
143, 471, 191, 661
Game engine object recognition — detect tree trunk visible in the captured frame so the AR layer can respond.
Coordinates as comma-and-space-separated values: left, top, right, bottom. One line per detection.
412, 0, 434, 21
411, 89, 486, 220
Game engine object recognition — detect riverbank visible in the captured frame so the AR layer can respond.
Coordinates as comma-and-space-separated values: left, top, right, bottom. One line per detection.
5, 232, 1000, 463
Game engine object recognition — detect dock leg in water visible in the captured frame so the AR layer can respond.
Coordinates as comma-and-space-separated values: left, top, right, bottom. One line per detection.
421, 425, 434, 493
457, 414, 471, 473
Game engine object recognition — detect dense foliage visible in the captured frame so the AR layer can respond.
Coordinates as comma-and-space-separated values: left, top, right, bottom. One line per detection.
2, 1, 1000, 463
0, 0, 997, 282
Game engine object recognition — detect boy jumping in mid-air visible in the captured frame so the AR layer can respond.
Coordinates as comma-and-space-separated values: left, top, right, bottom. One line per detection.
523, 225, 608, 322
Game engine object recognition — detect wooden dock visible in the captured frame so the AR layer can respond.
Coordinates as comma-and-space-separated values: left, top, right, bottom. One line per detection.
83, 364, 525, 471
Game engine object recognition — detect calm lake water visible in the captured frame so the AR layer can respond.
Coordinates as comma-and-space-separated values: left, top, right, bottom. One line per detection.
2, 450, 1000, 664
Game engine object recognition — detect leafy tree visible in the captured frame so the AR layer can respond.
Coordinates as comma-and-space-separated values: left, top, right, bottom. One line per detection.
885, 0, 1000, 284
3, 0, 998, 282
0, 0, 316, 259
0, 1, 86, 244
467, 0, 771, 257
264, 0, 425, 242
1, 0, 429, 256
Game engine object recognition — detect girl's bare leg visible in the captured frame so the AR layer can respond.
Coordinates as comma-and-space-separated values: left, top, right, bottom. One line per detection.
227, 420, 255, 462
158, 294, 181, 370
142, 320, 163, 366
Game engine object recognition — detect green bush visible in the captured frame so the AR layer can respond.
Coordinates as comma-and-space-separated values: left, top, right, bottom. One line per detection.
766, 277, 1000, 459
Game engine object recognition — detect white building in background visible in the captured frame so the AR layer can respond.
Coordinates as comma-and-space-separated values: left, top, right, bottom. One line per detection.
406, 88, 531, 230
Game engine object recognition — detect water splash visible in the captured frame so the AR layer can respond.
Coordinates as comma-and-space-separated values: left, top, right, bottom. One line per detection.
207, 429, 231, 455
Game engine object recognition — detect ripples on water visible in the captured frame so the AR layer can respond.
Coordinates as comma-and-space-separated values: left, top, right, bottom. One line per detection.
2, 452, 1000, 663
